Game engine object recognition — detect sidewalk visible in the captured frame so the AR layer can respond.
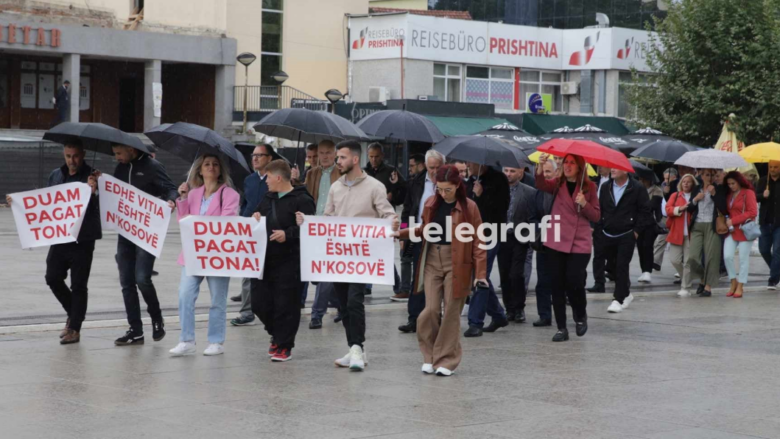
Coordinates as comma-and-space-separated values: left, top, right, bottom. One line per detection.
2, 292, 780, 438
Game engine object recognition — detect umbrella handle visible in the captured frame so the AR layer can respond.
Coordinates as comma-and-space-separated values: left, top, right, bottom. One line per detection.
577, 167, 586, 213
186, 147, 202, 183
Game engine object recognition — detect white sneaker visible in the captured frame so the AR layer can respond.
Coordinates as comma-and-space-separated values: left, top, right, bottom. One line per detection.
622, 294, 634, 309
677, 289, 690, 298
335, 348, 368, 367
421, 363, 434, 374
435, 367, 453, 377
607, 300, 623, 313
169, 342, 196, 356
348, 345, 365, 371
638, 272, 651, 283
203, 343, 224, 356
674, 273, 681, 279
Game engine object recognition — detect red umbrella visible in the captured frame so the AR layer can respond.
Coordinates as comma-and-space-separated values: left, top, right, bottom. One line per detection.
538, 138, 635, 173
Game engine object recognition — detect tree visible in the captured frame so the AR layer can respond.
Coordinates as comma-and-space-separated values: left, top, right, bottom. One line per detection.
629, 0, 780, 147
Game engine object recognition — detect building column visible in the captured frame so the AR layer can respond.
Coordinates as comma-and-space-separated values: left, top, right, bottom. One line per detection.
144, 60, 162, 131
62, 54, 80, 123
579, 70, 593, 114
214, 64, 235, 134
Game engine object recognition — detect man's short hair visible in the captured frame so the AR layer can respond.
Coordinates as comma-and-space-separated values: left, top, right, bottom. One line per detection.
266, 159, 292, 181
425, 149, 445, 164
306, 143, 318, 152
336, 140, 362, 157
664, 168, 679, 177
318, 139, 336, 149
63, 80, 71, 85
410, 154, 425, 165
367, 143, 383, 153
63, 139, 84, 151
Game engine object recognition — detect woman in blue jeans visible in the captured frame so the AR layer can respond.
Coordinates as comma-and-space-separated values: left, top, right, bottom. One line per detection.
723, 171, 758, 298
170, 154, 239, 356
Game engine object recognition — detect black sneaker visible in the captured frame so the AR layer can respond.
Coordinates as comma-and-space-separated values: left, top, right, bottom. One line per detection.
653, 263, 662, 272
398, 319, 417, 333
309, 318, 322, 329
115, 328, 144, 346
483, 318, 509, 333
463, 326, 483, 337
152, 320, 166, 342
334, 313, 343, 323
552, 329, 569, 342
587, 284, 605, 293
696, 284, 706, 296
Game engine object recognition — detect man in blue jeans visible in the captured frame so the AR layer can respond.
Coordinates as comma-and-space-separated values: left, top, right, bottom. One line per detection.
757, 161, 780, 289
464, 162, 510, 337
108, 143, 178, 346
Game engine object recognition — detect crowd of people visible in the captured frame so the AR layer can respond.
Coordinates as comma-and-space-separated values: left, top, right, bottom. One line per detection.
7, 137, 780, 377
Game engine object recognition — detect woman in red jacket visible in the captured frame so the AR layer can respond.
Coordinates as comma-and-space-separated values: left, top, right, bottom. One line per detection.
536, 154, 600, 342
665, 174, 698, 297
723, 171, 758, 298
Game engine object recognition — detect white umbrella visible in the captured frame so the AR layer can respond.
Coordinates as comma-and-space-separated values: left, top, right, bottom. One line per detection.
674, 149, 748, 170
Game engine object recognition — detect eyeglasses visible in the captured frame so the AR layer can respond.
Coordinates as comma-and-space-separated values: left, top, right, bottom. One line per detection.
436, 187, 454, 194
252, 153, 272, 159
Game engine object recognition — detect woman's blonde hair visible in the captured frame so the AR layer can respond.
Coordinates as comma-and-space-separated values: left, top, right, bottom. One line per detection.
187, 153, 233, 189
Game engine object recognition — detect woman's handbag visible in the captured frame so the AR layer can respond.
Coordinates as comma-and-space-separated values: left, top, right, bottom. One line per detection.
742, 219, 761, 241
715, 213, 729, 235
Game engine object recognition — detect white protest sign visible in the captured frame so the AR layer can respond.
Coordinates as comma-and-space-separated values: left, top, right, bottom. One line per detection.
300, 216, 394, 285
9, 183, 91, 249
98, 174, 171, 258
179, 216, 267, 278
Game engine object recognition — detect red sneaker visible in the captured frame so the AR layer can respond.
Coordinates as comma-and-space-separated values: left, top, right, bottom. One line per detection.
271, 348, 292, 362
268, 343, 278, 357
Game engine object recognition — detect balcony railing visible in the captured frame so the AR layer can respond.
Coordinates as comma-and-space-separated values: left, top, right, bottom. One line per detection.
233, 85, 327, 112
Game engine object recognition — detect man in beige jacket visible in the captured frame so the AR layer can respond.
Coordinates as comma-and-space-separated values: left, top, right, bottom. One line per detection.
297, 140, 398, 371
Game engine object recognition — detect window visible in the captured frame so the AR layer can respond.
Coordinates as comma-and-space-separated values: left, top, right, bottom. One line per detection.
0, 59, 8, 109
618, 71, 654, 118
433, 63, 461, 102
465, 66, 514, 110
519, 70, 562, 112
261, 1, 283, 86
19, 61, 91, 111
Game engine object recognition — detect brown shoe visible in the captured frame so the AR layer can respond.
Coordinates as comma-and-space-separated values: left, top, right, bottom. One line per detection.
733, 283, 744, 298
60, 329, 80, 345
60, 318, 71, 338
390, 292, 410, 302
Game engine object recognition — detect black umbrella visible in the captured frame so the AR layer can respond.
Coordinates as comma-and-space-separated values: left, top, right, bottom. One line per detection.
433, 136, 532, 169
477, 123, 544, 151
356, 110, 445, 143
253, 108, 369, 144
630, 139, 702, 163
621, 127, 677, 152
43, 122, 150, 155
145, 122, 250, 173
629, 159, 658, 183
548, 124, 634, 153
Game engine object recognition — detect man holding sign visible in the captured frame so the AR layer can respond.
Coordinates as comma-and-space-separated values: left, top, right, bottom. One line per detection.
6, 141, 100, 345
252, 160, 315, 362
101, 143, 178, 346
297, 140, 399, 371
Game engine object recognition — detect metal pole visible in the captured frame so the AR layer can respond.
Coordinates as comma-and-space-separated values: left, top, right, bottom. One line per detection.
242, 64, 249, 134
277, 84, 282, 110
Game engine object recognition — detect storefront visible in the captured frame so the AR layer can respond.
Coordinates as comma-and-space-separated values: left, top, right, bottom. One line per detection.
0, 18, 237, 132
347, 13, 657, 119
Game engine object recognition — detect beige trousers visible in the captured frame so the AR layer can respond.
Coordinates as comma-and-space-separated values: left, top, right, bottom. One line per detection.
668, 235, 692, 289
418, 244, 466, 372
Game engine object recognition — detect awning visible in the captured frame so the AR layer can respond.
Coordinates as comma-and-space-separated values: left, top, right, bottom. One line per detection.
423, 116, 513, 137
519, 114, 633, 136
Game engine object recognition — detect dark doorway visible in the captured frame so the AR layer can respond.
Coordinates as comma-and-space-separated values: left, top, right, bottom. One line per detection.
118, 78, 137, 132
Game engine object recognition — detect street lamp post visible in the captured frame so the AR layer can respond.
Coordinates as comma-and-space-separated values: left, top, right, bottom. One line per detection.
325, 89, 343, 114
272, 71, 289, 110
236, 52, 257, 134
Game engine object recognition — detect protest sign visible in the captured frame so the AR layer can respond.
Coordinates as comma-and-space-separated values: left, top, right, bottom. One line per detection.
179, 216, 268, 278
98, 174, 171, 257
9, 183, 91, 249
300, 216, 394, 285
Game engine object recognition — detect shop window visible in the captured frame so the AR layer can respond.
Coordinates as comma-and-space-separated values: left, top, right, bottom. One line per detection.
519, 70, 562, 112
19, 61, 91, 110
465, 66, 513, 110
261, 1, 283, 88
618, 71, 654, 118
433, 63, 461, 102
0, 60, 9, 109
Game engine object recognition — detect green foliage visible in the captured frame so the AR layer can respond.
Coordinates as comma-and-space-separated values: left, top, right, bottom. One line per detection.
629, 0, 780, 147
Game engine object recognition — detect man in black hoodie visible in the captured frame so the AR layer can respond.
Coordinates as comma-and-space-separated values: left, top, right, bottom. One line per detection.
6, 141, 100, 345
252, 160, 315, 362
109, 144, 178, 346
600, 168, 652, 314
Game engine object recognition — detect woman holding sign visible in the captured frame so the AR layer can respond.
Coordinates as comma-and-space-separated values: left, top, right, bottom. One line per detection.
397, 165, 487, 377
170, 153, 239, 357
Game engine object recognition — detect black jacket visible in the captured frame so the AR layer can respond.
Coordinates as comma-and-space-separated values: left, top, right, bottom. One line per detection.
756, 176, 780, 227
468, 166, 510, 224
365, 162, 406, 207
113, 153, 178, 202
256, 185, 315, 260
48, 163, 102, 242
598, 177, 653, 236
401, 171, 429, 226
508, 182, 537, 225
